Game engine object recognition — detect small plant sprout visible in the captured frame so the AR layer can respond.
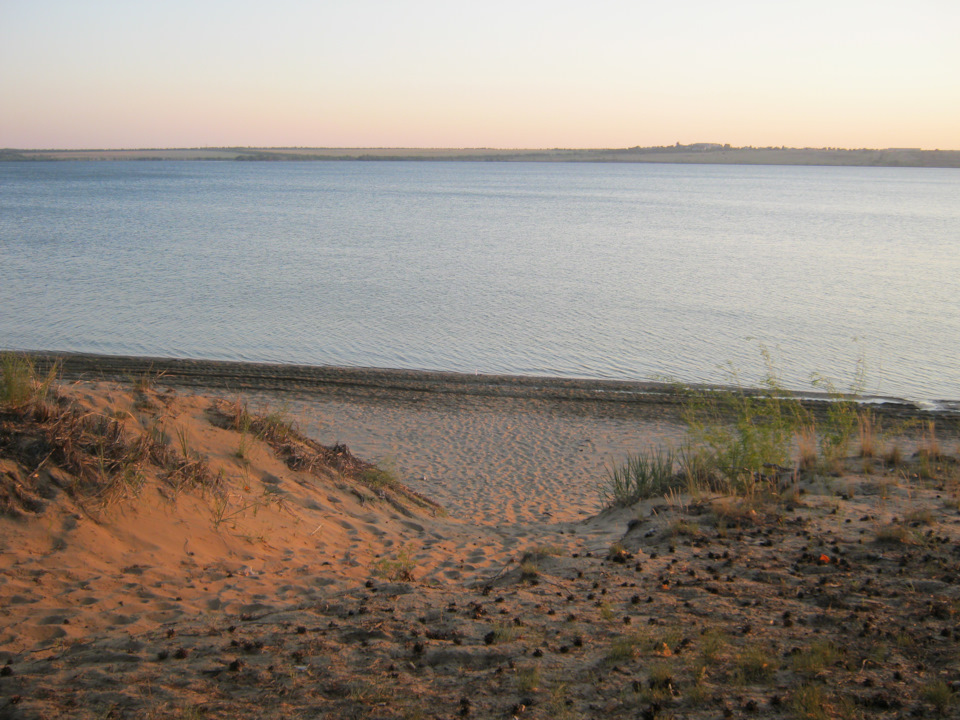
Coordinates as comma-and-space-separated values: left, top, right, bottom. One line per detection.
174, 425, 192, 459
795, 425, 818, 472
516, 666, 541, 693
606, 634, 641, 663
791, 640, 842, 676
734, 643, 776, 684
519, 558, 540, 580
235, 432, 249, 461
918, 421, 942, 460
858, 410, 877, 457
372, 544, 416, 582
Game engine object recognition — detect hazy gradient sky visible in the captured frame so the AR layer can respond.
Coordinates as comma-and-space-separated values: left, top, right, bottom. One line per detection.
2, 0, 958, 150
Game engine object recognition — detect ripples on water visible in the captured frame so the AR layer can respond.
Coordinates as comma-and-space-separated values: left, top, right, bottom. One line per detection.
1, 160, 958, 402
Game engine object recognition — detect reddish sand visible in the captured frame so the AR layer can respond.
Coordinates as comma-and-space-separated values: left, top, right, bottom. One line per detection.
1, 374, 959, 719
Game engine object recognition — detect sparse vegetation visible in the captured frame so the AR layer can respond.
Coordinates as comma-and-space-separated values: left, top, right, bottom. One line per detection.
130, 367, 167, 393
921, 679, 956, 715
208, 488, 276, 531
918, 420, 942, 460
667, 517, 701, 538
790, 684, 830, 720
606, 634, 641, 663
488, 622, 520, 644
372, 544, 416, 582
211, 399, 440, 513
676, 442, 722, 494
795, 424, 819, 472
858, 411, 877, 458
681, 351, 804, 492
699, 629, 728, 664
811, 364, 866, 467
0, 352, 60, 411
904, 508, 935, 526
601, 446, 678, 507
884, 443, 903, 467
0, 366, 215, 515
519, 558, 540, 580
515, 665, 541, 693
359, 462, 403, 491
874, 522, 912, 544
235, 431, 249, 461
3, 353, 960, 719
791, 640, 842, 676
734, 643, 776, 683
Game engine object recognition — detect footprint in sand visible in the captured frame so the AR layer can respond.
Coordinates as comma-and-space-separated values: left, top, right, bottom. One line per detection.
362, 523, 386, 537
334, 518, 358, 534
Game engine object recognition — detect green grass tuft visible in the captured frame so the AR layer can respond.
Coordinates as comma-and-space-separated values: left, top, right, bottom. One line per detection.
601, 446, 678, 507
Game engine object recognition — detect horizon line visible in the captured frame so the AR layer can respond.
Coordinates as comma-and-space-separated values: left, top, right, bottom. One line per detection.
5, 143, 958, 153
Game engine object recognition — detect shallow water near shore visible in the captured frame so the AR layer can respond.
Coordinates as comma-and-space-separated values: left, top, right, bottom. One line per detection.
2, 160, 958, 403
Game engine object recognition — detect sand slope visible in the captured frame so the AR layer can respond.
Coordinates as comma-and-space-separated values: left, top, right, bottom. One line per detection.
2, 379, 960, 718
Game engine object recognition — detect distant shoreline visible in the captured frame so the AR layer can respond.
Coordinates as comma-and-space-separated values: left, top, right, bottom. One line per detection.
3, 145, 959, 168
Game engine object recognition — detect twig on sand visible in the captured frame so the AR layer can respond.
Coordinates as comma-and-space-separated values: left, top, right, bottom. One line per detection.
470, 558, 514, 589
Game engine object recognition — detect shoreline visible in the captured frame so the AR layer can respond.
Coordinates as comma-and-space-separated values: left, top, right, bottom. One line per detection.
3, 145, 960, 168
27, 351, 955, 419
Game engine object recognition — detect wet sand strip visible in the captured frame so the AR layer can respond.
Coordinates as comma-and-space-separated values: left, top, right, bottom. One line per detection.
35, 352, 684, 406
25, 351, 946, 421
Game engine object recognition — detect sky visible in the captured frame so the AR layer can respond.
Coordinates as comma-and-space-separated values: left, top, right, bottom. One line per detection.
2, 0, 958, 150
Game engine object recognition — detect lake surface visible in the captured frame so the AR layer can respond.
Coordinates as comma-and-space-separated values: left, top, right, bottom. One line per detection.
1, 160, 958, 404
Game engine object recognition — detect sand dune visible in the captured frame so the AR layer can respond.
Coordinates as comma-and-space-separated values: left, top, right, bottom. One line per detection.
2, 374, 960, 718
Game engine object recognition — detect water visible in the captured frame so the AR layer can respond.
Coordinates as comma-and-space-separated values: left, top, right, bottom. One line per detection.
1, 160, 958, 404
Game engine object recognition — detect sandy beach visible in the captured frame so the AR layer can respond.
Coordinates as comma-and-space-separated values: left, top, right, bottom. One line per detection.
2, 356, 960, 718
33, 354, 699, 525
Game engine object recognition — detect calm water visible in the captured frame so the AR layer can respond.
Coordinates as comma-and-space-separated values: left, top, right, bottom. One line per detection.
1, 161, 958, 404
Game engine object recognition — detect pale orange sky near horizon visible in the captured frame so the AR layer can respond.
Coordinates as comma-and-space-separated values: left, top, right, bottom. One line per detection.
2, 0, 958, 151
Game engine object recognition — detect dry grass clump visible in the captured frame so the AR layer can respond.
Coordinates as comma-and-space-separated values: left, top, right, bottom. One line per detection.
733, 643, 777, 684
917, 421, 943, 460
874, 522, 912, 544
789, 684, 831, 720
213, 399, 365, 476
211, 399, 440, 513
795, 425, 819, 472
0, 354, 217, 515
858, 411, 877, 458
884, 443, 903, 467
920, 679, 956, 715
709, 496, 766, 530
0, 354, 61, 427
605, 634, 641, 663
676, 443, 726, 494
790, 640, 842, 676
